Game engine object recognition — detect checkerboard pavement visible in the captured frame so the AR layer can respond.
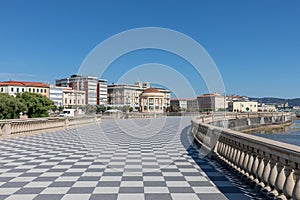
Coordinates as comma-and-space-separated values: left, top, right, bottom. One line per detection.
0, 116, 256, 200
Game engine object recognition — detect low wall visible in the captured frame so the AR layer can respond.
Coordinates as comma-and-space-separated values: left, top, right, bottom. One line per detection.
0, 115, 101, 137
191, 112, 300, 200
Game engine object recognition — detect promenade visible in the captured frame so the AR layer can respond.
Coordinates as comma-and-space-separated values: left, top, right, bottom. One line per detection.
0, 117, 254, 200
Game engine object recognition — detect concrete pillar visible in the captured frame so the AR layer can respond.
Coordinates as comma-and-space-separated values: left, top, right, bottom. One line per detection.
292, 168, 300, 200
275, 163, 286, 198
147, 98, 149, 112
1, 122, 12, 135
267, 160, 279, 198
282, 166, 295, 199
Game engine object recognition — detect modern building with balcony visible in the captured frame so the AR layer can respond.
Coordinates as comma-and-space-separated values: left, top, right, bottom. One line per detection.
56, 75, 107, 106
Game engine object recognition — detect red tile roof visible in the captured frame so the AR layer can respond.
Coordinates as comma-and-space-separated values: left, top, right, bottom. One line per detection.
0, 80, 49, 88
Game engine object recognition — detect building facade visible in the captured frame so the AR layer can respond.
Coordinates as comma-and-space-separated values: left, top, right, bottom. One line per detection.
56, 75, 107, 105
0, 80, 50, 98
62, 88, 86, 107
108, 82, 170, 112
228, 101, 258, 112
197, 93, 226, 111
170, 98, 198, 111
140, 88, 165, 113
49, 85, 64, 107
107, 82, 149, 110
258, 104, 277, 112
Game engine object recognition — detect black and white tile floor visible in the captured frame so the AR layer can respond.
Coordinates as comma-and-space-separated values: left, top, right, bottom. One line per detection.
0, 116, 257, 200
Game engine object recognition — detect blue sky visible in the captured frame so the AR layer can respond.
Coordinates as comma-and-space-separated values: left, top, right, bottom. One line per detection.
0, 0, 299, 98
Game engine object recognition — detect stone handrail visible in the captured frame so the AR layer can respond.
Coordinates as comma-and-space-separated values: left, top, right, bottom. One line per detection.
0, 115, 101, 136
191, 112, 300, 200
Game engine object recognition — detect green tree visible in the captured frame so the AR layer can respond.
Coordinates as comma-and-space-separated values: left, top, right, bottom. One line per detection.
96, 105, 107, 114
0, 93, 27, 119
16, 92, 55, 118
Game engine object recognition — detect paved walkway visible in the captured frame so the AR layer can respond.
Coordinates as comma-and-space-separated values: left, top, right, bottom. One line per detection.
0, 117, 254, 200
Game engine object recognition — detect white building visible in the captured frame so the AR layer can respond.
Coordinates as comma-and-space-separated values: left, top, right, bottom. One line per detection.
258, 104, 277, 112
56, 75, 107, 105
108, 82, 170, 111
170, 98, 198, 111
197, 93, 226, 111
49, 85, 64, 108
228, 101, 258, 112
0, 80, 50, 98
63, 88, 86, 107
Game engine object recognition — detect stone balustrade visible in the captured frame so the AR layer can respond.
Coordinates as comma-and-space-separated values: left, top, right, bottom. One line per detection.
191, 112, 300, 200
0, 115, 101, 136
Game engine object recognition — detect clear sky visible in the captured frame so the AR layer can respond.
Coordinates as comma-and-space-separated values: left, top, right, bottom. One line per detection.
0, 0, 299, 98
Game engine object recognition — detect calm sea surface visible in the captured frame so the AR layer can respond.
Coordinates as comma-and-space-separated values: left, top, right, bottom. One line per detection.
252, 119, 300, 146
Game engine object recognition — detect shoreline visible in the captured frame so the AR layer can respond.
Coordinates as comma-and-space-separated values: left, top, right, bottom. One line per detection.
241, 120, 294, 134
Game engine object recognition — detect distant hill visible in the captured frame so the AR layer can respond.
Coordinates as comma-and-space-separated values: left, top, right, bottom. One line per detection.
249, 97, 300, 107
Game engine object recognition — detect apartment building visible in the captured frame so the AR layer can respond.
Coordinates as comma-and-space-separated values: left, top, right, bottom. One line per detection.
0, 80, 49, 98
56, 75, 107, 105
197, 93, 226, 111
108, 82, 170, 111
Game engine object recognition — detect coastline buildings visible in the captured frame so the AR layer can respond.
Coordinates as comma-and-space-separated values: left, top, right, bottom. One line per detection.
197, 93, 226, 112
56, 75, 107, 106
0, 80, 50, 97
49, 85, 86, 108
62, 88, 86, 107
140, 88, 165, 113
107, 82, 170, 112
170, 98, 198, 111
228, 101, 258, 112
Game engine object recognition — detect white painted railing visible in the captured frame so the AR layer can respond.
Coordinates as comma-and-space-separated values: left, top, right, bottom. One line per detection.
0, 116, 101, 136
191, 112, 299, 200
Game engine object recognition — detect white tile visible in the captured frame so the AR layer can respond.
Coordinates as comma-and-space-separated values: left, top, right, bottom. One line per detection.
117, 194, 144, 200
6, 195, 37, 200
120, 181, 143, 187
192, 186, 220, 193
166, 181, 189, 187
61, 194, 91, 200
93, 187, 119, 193
41, 187, 70, 194
184, 176, 207, 182
144, 187, 169, 193
171, 194, 199, 200
73, 181, 98, 187
24, 181, 52, 188
100, 176, 122, 181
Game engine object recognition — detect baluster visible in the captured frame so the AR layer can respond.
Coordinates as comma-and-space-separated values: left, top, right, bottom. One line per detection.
234, 148, 242, 174
292, 167, 300, 200
245, 150, 254, 184
266, 158, 279, 199
255, 156, 266, 191
237, 150, 245, 176
250, 153, 259, 187
261, 157, 272, 196
275, 161, 286, 200
282, 165, 295, 199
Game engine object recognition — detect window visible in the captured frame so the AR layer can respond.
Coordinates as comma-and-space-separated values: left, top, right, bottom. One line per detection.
29, 88, 31, 92
1, 88, 3, 92
22, 88, 25, 92
33, 89, 35, 92
44, 89, 47, 93
69, 100, 72, 104
65, 98, 67, 104
37, 89, 39, 93
17, 88, 19, 93
11, 88, 14, 92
